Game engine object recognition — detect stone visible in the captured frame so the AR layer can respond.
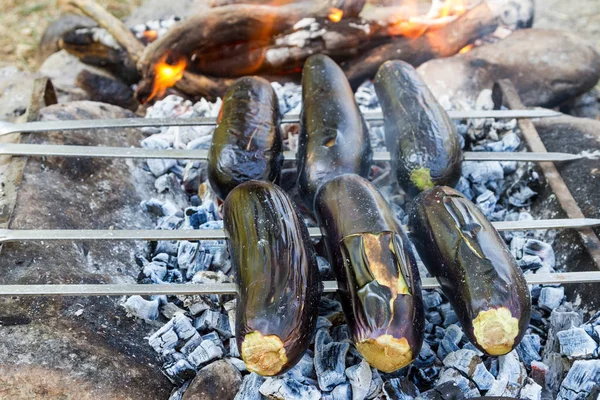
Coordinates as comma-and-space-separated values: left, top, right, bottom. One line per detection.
442, 349, 495, 391
259, 377, 320, 400
346, 359, 372, 400
557, 360, 600, 400
382, 377, 419, 399
182, 360, 242, 400
557, 327, 598, 359
235, 373, 265, 400
418, 29, 600, 108
539, 287, 565, 311
314, 341, 350, 391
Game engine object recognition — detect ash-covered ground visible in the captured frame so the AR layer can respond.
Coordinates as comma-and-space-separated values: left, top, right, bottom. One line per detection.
120, 83, 600, 400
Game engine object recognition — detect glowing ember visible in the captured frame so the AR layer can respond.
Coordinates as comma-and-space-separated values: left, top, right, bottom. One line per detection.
459, 44, 474, 54
329, 8, 344, 23
147, 54, 187, 102
388, 0, 468, 38
142, 30, 158, 43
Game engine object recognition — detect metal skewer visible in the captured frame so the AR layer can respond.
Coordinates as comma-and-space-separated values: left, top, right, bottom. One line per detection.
1, 219, 599, 243
1, 271, 598, 296
0, 109, 562, 136
0, 143, 590, 163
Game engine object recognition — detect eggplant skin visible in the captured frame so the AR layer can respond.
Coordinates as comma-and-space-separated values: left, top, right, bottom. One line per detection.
408, 186, 531, 356
223, 180, 321, 376
315, 174, 424, 373
374, 60, 462, 197
297, 54, 372, 212
208, 76, 283, 200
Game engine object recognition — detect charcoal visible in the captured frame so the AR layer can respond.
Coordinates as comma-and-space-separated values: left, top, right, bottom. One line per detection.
442, 349, 495, 391
123, 295, 159, 320
315, 341, 350, 391
317, 255, 332, 276
234, 373, 265, 400
345, 346, 364, 366
163, 358, 196, 385
190, 194, 201, 206
182, 163, 202, 193
487, 350, 526, 397
424, 322, 434, 334
202, 331, 224, 350
434, 326, 446, 340
530, 360, 549, 387
543, 352, 568, 395
149, 320, 179, 354
223, 299, 237, 335
414, 342, 436, 368
156, 214, 184, 230
141, 198, 180, 217
523, 239, 555, 269
415, 367, 441, 387
153, 252, 177, 267
142, 135, 171, 149
454, 177, 474, 200
422, 290, 443, 310
191, 271, 231, 303
437, 324, 462, 360
180, 333, 203, 356
319, 296, 344, 321
187, 296, 214, 316
557, 360, 600, 400
508, 184, 537, 207
187, 339, 223, 368
186, 135, 213, 150
539, 287, 565, 311
315, 328, 333, 348
436, 368, 480, 398
416, 381, 464, 400
518, 255, 545, 272
367, 368, 383, 399
440, 303, 458, 326
500, 160, 518, 174
142, 261, 167, 284
383, 377, 419, 400
147, 158, 177, 177
194, 310, 231, 338
286, 352, 316, 385
461, 342, 483, 356
259, 377, 320, 400
462, 161, 504, 184
332, 324, 351, 343
168, 380, 191, 400
177, 241, 201, 270
164, 268, 184, 283
426, 311, 442, 326
226, 357, 247, 373
154, 240, 180, 256
228, 338, 240, 358
316, 316, 333, 331
475, 189, 497, 217
557, 327, 598, 359
520, 378, 542, 400
172, 314, 196, 340
516, 334, 542, 368
346, 359, 371, 400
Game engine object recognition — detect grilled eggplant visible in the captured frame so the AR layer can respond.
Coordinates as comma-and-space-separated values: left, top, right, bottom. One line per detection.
315, 174, 424, 372
297, 54, 372, 211
374, 60, 462, 197
223, 180, 321, 376
408, 186, 531, 356
208, 76, 283, 200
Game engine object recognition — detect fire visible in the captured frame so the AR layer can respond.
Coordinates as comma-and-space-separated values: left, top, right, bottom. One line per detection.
388, 0, 468, 38
148, 54, 187, 102
142, 30, 158, 43
459, 44, 474, 54
329, 8, 344, 23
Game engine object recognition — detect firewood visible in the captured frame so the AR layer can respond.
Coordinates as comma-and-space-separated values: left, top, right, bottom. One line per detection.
76, 69, 138, 110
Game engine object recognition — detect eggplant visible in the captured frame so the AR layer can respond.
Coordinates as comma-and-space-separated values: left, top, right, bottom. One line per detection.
315, 174, 424, 373
208, 76, 283, 200
223, 180, 321, 376
408, 186, 531, 356
297, 54, 372, 211
373, 60, 462, 197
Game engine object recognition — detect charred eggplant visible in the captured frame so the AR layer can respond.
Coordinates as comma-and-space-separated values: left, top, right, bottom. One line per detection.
408, 186, 531, 356
223, 180, 321, 376
315, 174, 424, 372
208, 76, 283, 200
374, 60, 462, 196
297, 54, 372, 211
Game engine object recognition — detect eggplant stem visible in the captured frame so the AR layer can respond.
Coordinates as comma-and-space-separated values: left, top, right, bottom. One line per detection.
356, 334, 413, 373
472, 307, 519, 356
241, 331, 288, 376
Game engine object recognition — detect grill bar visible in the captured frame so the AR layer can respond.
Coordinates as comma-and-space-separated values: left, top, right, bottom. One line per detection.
1, 271, 598, 296
0, 218, 598, 243
0, 109, 562, 136
0, 143, 589, 163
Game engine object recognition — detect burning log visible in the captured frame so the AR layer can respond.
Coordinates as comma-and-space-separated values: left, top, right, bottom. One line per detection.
75, 70, 138, 110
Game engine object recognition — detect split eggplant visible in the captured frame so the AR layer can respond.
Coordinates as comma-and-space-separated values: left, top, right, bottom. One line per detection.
208, 76, 283, 200
223, 180, 321, 376
374, 60, 462, 197
315, 174, 424, 373
408, 186, 531, 356
297, 54, 372, 211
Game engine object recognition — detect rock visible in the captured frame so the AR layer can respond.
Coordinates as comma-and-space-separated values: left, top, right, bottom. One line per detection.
418, 29, 600, 108
182, 360, 242, 400
442, 349, 495, 391
346, 359, 372, 400
315, 341, 350, 391
539, 287, 565, 311
557, 327, 598, 359
383, 377, 419, 399
234, 373, 265, 400
557, 360, 600, 400
259, 377, 320, 400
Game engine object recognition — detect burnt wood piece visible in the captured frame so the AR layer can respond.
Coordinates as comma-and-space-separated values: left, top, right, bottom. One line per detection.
209, 0, 366, 18
76, 70, 138, 110
37, 13, 97, 64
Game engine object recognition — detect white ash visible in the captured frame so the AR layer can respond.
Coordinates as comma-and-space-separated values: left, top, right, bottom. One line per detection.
116, 82, 600, 399
130, 16, 181, 41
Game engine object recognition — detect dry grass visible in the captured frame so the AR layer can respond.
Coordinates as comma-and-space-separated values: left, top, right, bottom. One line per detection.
0, 0, 142, 71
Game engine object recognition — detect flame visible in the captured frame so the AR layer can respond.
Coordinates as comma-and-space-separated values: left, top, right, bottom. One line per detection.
388, 0, 468, 38
329, 8, 344, 23
148, 54, 187, 102
459, 43, 474, 54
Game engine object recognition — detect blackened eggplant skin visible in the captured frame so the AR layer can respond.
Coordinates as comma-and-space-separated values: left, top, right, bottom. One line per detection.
408, 186, 531, 356
208, 76, 283, 200
315, 174, 424, 373
374, 60, 462, 197
297, 54, 372, 211
223, 180, 321, 376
